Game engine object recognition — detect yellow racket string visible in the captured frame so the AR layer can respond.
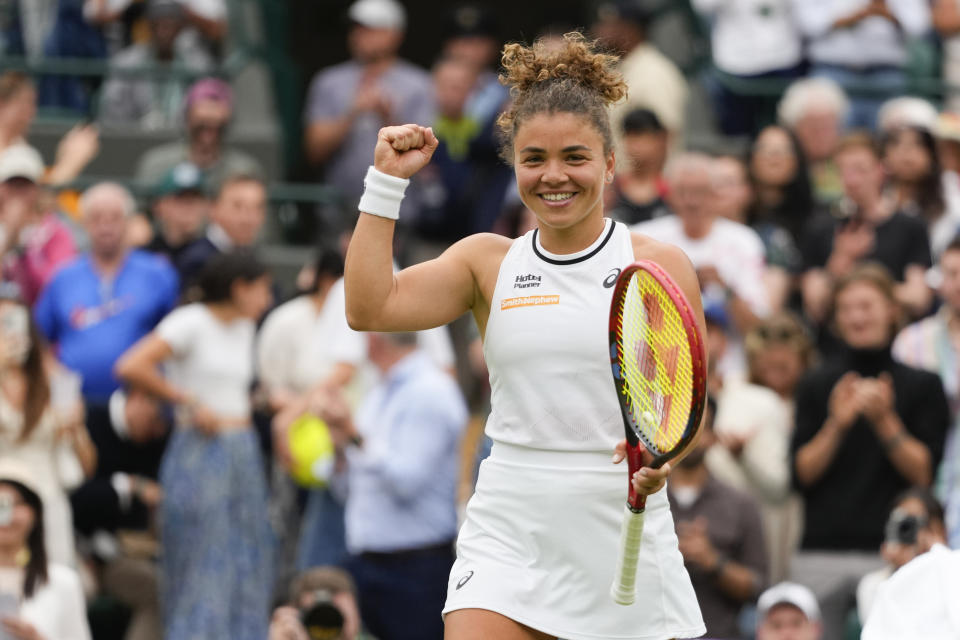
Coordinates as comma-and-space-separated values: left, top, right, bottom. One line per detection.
616, 270, 694, 454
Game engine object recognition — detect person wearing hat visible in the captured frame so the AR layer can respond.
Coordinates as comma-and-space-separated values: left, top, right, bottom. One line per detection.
439, 4, 507, 127
304, 0, 433, 226
756, 582, 823, 640
591, 0, 688, 154
98, 0, 213, 129
144, 161, 211, 268
607, 107, 671, 226
135, 77, 263, 194
0, 144, 77, 306
0, 459, 91, 640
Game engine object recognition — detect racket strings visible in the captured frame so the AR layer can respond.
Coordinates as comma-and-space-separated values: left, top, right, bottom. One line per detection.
616, 272, 695, 455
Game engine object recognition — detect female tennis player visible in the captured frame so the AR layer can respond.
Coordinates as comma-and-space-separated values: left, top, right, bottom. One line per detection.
344, 33, 706, 640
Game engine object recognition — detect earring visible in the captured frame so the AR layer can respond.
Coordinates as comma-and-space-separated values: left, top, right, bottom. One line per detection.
606, 174, 614, 184
14, 547, 30, 567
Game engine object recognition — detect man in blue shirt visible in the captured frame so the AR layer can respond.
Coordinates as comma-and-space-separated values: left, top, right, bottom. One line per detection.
35, 182, 179, 406
320, 331, 467, 640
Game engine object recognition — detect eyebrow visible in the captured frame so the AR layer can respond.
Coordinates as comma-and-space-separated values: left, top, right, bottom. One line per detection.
518, 145, 592, 154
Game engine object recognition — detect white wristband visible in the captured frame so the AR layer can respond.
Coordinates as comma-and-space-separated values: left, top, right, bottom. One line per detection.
358, 166, 409, 220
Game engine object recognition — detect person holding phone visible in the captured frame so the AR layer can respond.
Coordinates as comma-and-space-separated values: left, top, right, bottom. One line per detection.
0, 458, 91, 640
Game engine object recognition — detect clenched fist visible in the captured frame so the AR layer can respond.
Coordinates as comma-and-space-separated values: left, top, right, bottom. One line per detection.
373, 124, 439, 179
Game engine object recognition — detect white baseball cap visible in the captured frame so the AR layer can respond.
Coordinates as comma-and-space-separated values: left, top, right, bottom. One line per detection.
757, 582, 821, 622
0, 457, 43, 499
0, 144, 45, 183
348, 0, 406, 30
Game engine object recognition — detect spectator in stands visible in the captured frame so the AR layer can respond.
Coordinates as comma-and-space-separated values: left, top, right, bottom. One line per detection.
876, 96, 939, 134
892, 237, 960, 549
668, 397, 768, 639
634, 153, 768, 376
800, 133, 933, 328
790, 263, 949, 640
606, 108, 671, 225
98, 0, 213, 129
792, 0, 930, 130
0, 286, 95, 566
693, 0, 804, 136
778, 77, 850, 205
268, 567, 363, 640
177, 172, 266, 289
933, 0, 960, 112
710, 312, 813, 584
881, 125, 960, 259
409, 56, 511, 260
0, 459, 92, 640
86, 0, 228, 55
70, 387, 169, 640
143, 162, 210, 268
316, 332, 466, 640
856, 488, 947, 623
440, 4, 506, 128
756, 582, 823, 640
712, 155, 752, 224
35, 183, 179, 407
0, 144, 77, 306
592, 0, 688, 152
115, 250, 274, 640
135, 77, 263, 192
304, 0, 433, 223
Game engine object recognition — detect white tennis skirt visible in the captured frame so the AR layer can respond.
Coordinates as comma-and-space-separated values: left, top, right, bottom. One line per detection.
443, 441, 705, 640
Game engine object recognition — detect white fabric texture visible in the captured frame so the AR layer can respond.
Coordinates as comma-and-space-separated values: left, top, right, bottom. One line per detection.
156, 303, 254, 421
692, 0, 802, 75
20, 564, 92, 640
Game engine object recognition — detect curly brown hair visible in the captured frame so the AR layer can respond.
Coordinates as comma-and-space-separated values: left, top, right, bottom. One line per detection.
496, 32, 627, 163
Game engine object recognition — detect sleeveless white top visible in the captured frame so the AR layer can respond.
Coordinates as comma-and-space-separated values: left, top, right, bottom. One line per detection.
484, 218, 634, 450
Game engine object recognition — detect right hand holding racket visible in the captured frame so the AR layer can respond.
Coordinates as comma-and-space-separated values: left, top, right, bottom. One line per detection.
374, 124, 439, 179
612, 440, 671, 497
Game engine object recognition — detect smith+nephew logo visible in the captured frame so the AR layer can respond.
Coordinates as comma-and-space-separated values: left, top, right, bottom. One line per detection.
514, 273, 542, 289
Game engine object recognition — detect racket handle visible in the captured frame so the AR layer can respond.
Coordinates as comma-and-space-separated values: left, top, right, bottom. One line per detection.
610, 504, 645, 605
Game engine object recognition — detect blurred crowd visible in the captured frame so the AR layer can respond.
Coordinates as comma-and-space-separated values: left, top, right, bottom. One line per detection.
0, 0, 959, 639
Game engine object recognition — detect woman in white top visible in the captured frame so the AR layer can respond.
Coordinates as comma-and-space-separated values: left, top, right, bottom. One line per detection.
0, 458, 91, 640
344, 33, 706, 640
0, 288, 95, 567
115, 250, 274, 640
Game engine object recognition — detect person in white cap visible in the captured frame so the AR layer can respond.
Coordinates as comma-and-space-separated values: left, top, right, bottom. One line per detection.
0, 144, 77, 306
0, 458, 91, 640
304, 0, 433, 230
756, 582, 823, 640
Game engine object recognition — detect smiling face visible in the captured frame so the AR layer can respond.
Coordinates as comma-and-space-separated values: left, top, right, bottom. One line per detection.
513, 111, 614, 233
834, 280, 897, 349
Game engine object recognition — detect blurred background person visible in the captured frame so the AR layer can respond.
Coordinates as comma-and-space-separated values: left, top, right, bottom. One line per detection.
70, 387, 169, 640
268, 566, 364, 640
790, 263, 949, 640
304, 0, 433, 230
142, 162, 211, 268
606, 107, 672, 225
98, 0, 213, 129
892, 237, 960, 549
0, 287, 94, 566
35, 182, 179, 407
712, 155, 753, 225
668, 397, 768, 640
933, 0, 960, 112
0, 144, 77, 307
315, 332, 467, 640
0, 459, 91, 640
855, 488, 947, 624
693, 0, 804, 137
135, 77, 263, 192
777, 77, 850, 205
880, 124, 959, 259
755, 582, 824, 640
116, 251, 274, 639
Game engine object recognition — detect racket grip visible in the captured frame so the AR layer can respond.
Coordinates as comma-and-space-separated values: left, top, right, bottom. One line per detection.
610, 504, 646, 605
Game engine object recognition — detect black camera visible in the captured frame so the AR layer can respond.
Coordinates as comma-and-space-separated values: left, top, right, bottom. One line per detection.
884, 510, 927, 545
300, 589, 345, 640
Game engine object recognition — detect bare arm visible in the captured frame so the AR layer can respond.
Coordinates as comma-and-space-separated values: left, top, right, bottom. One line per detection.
895, 265, 933, 319
114, 334, 188, 405
933, 0, 960, 36
305, 117, 357, 167
794, 372, 860, 486
344, 124, 508, 333
872, 412, 932, 486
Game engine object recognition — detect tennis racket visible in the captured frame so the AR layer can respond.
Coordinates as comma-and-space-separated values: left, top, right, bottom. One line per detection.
608, 260, 708, 605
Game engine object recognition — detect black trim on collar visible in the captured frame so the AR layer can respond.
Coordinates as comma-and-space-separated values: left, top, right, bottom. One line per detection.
532, 221, 617, 265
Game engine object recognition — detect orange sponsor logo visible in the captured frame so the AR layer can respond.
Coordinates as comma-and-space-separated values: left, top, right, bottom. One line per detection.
501, 295, 560, 310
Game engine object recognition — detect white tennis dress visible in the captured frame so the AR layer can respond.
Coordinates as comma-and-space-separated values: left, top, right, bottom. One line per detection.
443, 219, 705, 639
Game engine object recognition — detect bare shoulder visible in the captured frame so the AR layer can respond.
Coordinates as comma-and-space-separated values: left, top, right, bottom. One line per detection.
629, 231, 696, 280
446, 232, 514, 275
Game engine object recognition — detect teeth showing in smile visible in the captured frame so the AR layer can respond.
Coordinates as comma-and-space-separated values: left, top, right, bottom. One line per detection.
541, 192, 575, 201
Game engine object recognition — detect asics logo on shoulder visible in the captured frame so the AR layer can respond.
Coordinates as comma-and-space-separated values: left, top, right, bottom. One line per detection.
603, 268, 621, 288
514, 274, 542, 289
456, 571, 474, 590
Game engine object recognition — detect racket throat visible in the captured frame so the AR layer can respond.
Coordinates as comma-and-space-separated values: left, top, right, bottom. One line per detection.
625, 443, 649, 512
